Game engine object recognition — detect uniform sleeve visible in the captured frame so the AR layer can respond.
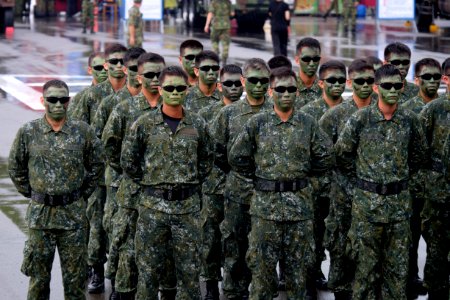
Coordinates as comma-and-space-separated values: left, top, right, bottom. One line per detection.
121, 120, 144, 182
211, 108, 230, 173
319, 110, 338, 144
419, 104, 434, 148
81, 126, 105, 199
334, 115, 359, 179
228, 118, 256, 178
310, 119, 335, 174
71, 88, 92, 124
197, 119, 214, 182
8, 127, 31, 197
67, 89, 84, 118
92, 95, 113, 138
408, 113, 429, 174
102, 105, 125, 174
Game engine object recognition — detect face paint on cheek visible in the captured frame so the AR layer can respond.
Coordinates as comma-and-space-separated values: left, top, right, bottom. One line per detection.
128, 72, 141, 88
43, 87, 69, 121
160, 76, 188, 106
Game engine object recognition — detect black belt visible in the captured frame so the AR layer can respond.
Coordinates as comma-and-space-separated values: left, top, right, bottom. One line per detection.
31, 189, 81, 206
145, 186, 199, 201
355, 178, 408, 196
254, 178, 308, 192
430, 161, 444, 174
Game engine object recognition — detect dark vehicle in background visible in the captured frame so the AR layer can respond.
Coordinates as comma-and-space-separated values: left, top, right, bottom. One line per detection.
437, 0, 450, 19
0, 0, 14, 33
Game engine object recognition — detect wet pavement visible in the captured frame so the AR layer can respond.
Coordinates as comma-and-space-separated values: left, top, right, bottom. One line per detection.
0, 11, 442, 299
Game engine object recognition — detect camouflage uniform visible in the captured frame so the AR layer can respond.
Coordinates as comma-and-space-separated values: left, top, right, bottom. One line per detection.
295, 77, 322, 109
334, 104, 428, 300
209, 0, 232, 62
184, 84, 222, 113
121, 107, 214, 299
419, 98, 450, 298
212, 96, 273, 298
319, 97, 376, 293
127, 5, 144, 47
8, 117, 104, 300
81, 0, 94, 33
67, 84, 92, 117
34, 0, 55, 17
401, 94, 429, 114
229, 110, 334, 299
342, 0, 357, 30
399, 81, 420, 105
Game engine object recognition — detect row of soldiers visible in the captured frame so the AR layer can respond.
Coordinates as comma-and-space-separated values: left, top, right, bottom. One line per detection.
8, 38, 450, 300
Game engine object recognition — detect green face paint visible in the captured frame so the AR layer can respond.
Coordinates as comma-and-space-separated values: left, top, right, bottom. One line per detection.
351, 70, 375, 100
106, 51, 126, 79
298, 47, 321, 77
126, 59, 141, 88
198, 59, 220, 85
91, 56, 107, 84
322, 69, 346, 100
43, 86, 69, 121
244, 68, 270, 101
417, 66, 441, 98
181, 48, 202, 77
160, 76, 188, 106
272, 76, 297, 112
140, 62, 165, 94
377, 75, 403, 105
387, 53, 411, 80
220, 73, 244, 102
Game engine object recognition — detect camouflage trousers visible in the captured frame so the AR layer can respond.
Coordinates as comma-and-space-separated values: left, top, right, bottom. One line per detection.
104, 186, 119, 280
221, 199, 252, 298
87, 185, 108, 266
81, 0, 94, 29
342, 4, 356, 29
348, 217, 410, 300
247, 217, 315, 299
210, 28, 230, 61
21, 227, 87, 300
200, 193, 224, 281
135, 207, 200, 300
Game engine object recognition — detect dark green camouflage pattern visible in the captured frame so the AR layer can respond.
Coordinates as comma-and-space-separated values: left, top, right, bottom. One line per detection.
295, 77, 322, 109
209, 0, 232, 30
211, 28, 231, 62
67, 85, 91, 117
400, 93, 429, 114
127, 5, 144, 47
81, 0, 94, 30
184, 85, 222, 113
399, 81, 420, 104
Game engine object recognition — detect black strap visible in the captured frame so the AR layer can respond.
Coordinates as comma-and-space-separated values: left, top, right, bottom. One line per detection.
355, 178, 408, 196
31, 189, 81, 206
254, 177, 308, 192
145, 186, 199, 201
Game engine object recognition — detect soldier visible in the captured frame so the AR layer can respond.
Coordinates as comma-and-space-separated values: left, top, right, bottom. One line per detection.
212, 58, 273, 299
342, 0, 359, 32
365, 56, 383, 72
121, 65, 214, 299
268, 0, 290, 56
8, 79, 104, 300
267, 55, 293, 70
300, 59, 346, 295
127, 0, 144, 47
440, 57, 450, 100
81, 0, 95, 34
204, 0, 234, 65
319, 58, 376, 300
294, 37, 322, 108
178, 39, 204, 87
335, 64, 428, 299
102, 52, 176, 300
419, 85, 450, 300
198, 64, 244, 300
184, 50, 222, 112
67, 52, 107, 116
383, 42, 419, 104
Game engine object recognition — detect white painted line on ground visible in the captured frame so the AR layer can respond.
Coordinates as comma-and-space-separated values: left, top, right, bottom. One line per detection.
0, 75, 43, 110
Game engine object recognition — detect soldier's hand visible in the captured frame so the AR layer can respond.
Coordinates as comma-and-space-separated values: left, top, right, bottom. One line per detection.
204, 25, 209, 33
129, 37, 135, 46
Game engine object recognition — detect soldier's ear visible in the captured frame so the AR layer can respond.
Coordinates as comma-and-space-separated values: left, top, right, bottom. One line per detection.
268, 87, 273, 97
123, 66, 128, 75
240, 76, 245, 87
178, 56, 183, 65
414, 76, 420, 86
137, 74, 143, 85
217, 82, 223, 93
318, 79, 325, 90
346, 79, 353, 89
40, 96, 45, 106
194, 67, 199, 77
442, 75, 449, 85
104, 62, 109, 71
158, 86, 163, 96
373, 84, 379, 95
294, 55, 300, 65
87, 66, 93, 76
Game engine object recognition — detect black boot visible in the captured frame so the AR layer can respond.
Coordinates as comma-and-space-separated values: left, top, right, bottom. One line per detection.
305, 277, 317, 300
88, 264, 105, 294
117, 291, 135, 300
90, 27, 95, 34
315, 270, 328, 291
334, 291, 352, 300
109, 279, 119, 300
160, 289, 177, 300
204, 280, 219, 300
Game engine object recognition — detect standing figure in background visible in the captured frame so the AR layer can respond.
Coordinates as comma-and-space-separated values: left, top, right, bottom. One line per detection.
268, 0, 290, 57
342, 0, 359, 32
82, 0, 95, 34
127, 0, 144, 47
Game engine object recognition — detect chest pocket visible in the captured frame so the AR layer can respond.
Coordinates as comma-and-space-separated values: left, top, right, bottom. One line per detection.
178, 127, 200, 158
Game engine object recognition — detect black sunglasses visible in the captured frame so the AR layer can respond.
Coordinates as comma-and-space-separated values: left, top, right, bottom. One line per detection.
389, 59, 410, 66
324, 77, 346, 84
162, 85, 188, 92
419, 73, 442, 81
273, 86, 297, 93
246, 77, 270, 85
183, 54, 196, 61
301, 56, 321, 63
199, 65, 220, 72
92, 65, 104, 71
128, 65, 138, 72
379, 82, 403, 90
353, 77, 375, 85
45, 96, 70, 104
142, 72, 161, 79
108, 58, 124, 65
221, 80, 242, 87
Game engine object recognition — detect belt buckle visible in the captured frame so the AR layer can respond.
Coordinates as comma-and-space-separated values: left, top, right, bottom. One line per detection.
166, 189, 173, 201
378, 185, 388, 195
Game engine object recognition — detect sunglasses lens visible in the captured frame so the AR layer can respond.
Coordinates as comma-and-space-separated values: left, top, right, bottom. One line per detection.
200, 65, 220, 72
354, 78, 374, 85
380, 82, 403, 90
143, 72, 161, 79
184, 55, 196, 61
109, 58, 123, 65
390, 59, 410, 66
128, 66, 138, 72
274, 86, 297, 93
175, 85, 188, 92
92, 65, 104, 71
247, 77, 269, 85
46, 97, 70, 104
222, 80, 242, 87
301, 56, 320, 63
163, 85, 187, 92
420, 74, 441, 81
325, 77, 345, 84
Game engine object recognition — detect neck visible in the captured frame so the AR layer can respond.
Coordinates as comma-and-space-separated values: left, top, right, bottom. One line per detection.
419, 90, 437, 104
378, 100, 397, 120
188, 75, 198, 86
45, 115, 65, 131
247, 94, 265, 106
353, 94, 372, 109
162, 104, 183, 118
274, 106, 293, 122
299, 72, 315, 88
108, 76, 126, 92
323, 94, 342, 108
142, 89, 160, 107
92, 79, 98, 85
127, 84, 141, 97
223, 97, 234, 106
199, 81, 217, 96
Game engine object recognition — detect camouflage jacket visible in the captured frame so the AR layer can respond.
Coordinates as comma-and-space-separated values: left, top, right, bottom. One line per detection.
296, 77, 322, 109
212, 96, 273, 204
185, 85, 222, 113
301, 96, 342, 122
401, 93, 439, 115
398, 81, 420, 105
209, 0, 232, 30
8, 117, 104, 230
67, 84, 92, 117
127, 5, 144, 45
229, 110, 334, 221
121, 106, 214, 214
335, 104, 428, 223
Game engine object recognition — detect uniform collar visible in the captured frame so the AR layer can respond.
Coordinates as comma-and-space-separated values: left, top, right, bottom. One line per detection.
297, 77, 320, 92
370, 104, 401, 125
41, 116, 70, 134
154, 105, 194, 125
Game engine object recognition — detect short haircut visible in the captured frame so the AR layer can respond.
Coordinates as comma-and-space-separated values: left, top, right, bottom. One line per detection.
384, 42, 411, 60
270, 67, 297, 87
43, 79, 69, 94
365, 56, 382, 67
195, 50, 220, 67
124, 47, 146, 66
137, 52, 166, 67
442, 58, 450, 75
414, 58, 442, 76
267, 55, 292, 70
242, 58, 270, 77
220, 64, 242, 80
375, 64, 402, 84
296, 37, 321, 54
159, 65, 188, 85
319, 60, 347, 79
179, 39, 204, 56
348, 59, 374, 77
105, 43, 127, 57
88, 52, 104, 66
